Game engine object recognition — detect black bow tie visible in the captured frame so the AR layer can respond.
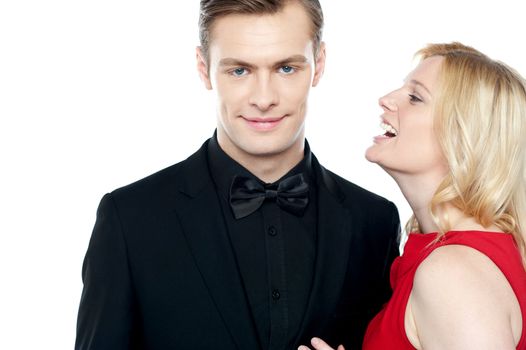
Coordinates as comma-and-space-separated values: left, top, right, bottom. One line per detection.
229, 173, 309, 219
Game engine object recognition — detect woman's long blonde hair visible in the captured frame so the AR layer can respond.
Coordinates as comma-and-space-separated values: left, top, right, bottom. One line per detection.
407, 42, 526, 265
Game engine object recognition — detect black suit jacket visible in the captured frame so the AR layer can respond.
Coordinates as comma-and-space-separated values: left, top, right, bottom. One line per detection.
75, 139, 400, 350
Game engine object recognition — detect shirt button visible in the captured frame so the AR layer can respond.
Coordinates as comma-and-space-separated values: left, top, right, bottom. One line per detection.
272, 289, 280, 300
268, 226, 277, 236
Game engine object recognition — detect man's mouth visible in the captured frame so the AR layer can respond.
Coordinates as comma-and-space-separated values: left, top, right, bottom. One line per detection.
380, 120, 398, 138
245, 116, 284, 123
243, 116, 286, 130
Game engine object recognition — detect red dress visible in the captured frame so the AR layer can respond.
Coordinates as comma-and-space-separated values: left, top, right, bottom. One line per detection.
363, 230, 526, 349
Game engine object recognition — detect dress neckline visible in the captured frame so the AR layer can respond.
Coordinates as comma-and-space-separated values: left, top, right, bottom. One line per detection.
400, 230, 513, 273
410, 229, 507, 234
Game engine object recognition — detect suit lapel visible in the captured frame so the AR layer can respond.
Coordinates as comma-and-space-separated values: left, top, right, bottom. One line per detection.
172, 143, 261, 350
294, 156, 354, 344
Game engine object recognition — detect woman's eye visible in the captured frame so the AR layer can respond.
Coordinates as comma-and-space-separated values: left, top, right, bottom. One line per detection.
409, 94, 422, 103
279, 65, 295, 74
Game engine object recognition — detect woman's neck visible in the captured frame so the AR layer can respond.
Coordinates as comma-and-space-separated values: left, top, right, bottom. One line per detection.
391, 171, 443, 233
393, 171, 502, 234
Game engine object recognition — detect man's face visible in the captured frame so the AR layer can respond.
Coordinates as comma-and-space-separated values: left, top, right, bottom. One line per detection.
197, 1, 325, 161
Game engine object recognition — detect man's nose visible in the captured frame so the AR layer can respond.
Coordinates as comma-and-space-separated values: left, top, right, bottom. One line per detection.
248, 74, 279, 111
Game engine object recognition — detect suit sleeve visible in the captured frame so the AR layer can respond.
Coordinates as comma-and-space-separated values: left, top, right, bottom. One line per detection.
382, 202, 401, 283
75, 193, 140, 350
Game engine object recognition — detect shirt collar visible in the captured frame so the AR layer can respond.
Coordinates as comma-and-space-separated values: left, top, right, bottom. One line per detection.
207, 131, 314, 201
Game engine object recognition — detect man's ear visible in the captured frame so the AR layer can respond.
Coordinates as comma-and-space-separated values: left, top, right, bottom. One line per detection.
196, 46, 212, 90
312, 41, 326, 87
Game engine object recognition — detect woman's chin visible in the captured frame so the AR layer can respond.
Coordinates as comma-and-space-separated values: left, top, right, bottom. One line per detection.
365, 150, 397, 177
365, 146, 382, 164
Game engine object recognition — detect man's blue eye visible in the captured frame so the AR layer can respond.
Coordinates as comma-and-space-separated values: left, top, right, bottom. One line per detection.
279, 66, 295, 74
232, 68, 247, 76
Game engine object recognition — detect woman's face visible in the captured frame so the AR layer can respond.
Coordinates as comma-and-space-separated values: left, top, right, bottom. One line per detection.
365, 56, 448, 178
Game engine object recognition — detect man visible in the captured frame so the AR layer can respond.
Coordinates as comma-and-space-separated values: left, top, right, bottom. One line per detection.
75, 1, 400, 349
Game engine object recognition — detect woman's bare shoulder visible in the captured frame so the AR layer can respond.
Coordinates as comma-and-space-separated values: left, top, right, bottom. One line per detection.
407, 244, 520, 349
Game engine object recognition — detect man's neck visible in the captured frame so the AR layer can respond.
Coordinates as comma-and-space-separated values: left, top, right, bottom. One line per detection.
217, 137, 305, 184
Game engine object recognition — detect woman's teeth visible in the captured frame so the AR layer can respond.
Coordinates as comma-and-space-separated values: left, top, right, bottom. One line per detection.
380, 122, 398, 137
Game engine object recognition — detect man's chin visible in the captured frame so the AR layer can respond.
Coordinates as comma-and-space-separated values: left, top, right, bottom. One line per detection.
241, 145, 288, 158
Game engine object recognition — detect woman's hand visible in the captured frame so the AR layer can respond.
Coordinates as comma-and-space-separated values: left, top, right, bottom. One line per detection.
298, 337, 345, 350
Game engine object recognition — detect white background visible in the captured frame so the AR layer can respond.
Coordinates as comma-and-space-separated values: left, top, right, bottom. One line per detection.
1, 1, 525, 348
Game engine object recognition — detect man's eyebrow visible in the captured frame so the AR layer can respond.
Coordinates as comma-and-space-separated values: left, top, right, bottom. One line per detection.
218, 55, 308, 68
409, 79, 432, 96
274, 55, 309, 66
218, 58, 256, 68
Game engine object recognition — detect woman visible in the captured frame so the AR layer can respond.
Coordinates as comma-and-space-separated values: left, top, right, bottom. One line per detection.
300, 43, 526, 349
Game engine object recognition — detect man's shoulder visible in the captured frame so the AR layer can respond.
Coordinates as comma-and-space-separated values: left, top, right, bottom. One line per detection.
319, 165, 400, 240
109, 142, 208, 206
320, 166, 395, 211
113, 161, 182, 197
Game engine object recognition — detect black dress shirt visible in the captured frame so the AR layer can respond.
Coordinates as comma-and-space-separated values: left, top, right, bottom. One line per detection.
207, 135, 318, 350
